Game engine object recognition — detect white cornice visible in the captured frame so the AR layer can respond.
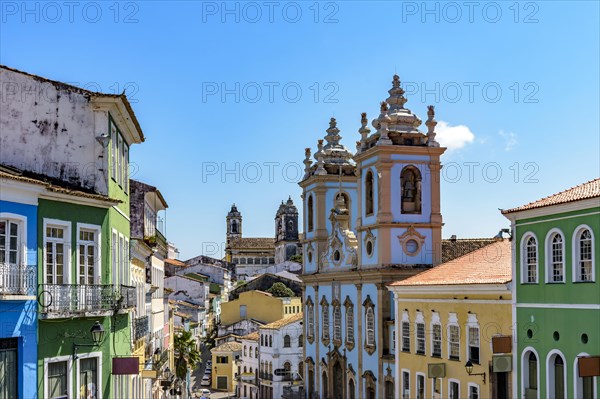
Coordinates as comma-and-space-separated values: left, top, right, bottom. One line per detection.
0, 179, 45, 205
39, 192, 117, 208
388, 283, 511, 296
502, 198, 600, 221
91, 97, 143, 146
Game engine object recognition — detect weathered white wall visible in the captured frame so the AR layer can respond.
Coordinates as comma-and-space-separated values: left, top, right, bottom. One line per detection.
0, 67, 109, 194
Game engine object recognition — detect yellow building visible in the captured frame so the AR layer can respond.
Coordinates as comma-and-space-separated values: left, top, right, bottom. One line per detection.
220, 290, 302, 326
388, 240, 513, 399
211, 341, 242, 392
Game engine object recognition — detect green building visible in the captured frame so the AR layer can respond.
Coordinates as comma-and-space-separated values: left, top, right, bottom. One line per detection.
502, 179, 600, 399
0, 66, 145, 398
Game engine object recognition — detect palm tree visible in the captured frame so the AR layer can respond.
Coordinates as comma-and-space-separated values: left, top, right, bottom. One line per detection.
174, 330, 202, 380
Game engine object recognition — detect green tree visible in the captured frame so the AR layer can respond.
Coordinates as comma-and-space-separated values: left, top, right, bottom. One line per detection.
174, 330, 202, 379
267, 282, 295, 297
290, 254, 303, 264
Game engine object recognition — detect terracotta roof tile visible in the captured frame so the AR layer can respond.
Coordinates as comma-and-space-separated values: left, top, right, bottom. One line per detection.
212, 341, 242, 352
240, 331, 260, 341
261, 313, 303, 330
165, 258, 187, 267
229, 237, 275, 249
389, 240, 511, 286
502, 178, 600, 214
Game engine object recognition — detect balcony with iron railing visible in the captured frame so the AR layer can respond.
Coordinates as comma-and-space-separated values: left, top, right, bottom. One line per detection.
38, 284, 136, 318
283, 385, 305, 399
0, 263, 36, 297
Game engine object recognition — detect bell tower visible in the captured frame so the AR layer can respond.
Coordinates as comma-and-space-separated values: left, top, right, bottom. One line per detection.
355, 74, 445, 267
274, 197, 300, 263
226, 203, 242, 244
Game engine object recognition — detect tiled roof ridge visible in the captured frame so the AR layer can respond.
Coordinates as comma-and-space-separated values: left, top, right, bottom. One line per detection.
261, 312, 303, 329
502, 178, 600, 214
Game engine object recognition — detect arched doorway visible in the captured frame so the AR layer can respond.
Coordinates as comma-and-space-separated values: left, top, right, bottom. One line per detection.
322, 371, 329, 399
347, 378, 355, 399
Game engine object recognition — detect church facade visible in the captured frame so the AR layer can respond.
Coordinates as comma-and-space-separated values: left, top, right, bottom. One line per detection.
299, 75, 446, 399
225, 199, 301, 279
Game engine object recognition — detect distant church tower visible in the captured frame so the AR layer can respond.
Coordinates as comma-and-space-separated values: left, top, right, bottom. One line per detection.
226, 203, 242, 244
274, 197, 300, 263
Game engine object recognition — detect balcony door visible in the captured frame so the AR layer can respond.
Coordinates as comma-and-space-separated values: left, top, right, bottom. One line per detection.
77, 227, 100, 311
44, 221, 71, 312
0, 219, 20, 294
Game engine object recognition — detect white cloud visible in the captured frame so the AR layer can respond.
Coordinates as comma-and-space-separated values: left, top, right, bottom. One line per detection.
498, 130, 518, 151
434, 120, 475, 151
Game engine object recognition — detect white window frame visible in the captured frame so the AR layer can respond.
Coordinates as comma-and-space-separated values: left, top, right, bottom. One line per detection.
467, 382, 480, 399
76, 223, 101, 285
448, 379, 460, 399
545, 228, 565, 283
44, 354, 73, 399
77, 351, 102, 399
431, 374, 443, 398
431, 312, 442, 358
546, 349, 567, 399
322, 300, 330, 341
345, 305, 354, 345
307, 301, 314, 339
43, 219, 72, 285
111, 230, 118, 286
124, 237, 130, 286
117, 133, 123, 186
0, 213, 27, 267
572, 224, 596, 282
401, 369, 411, 399
365, 307, 375, 346
466, 314, 480, 364
448, 313, 460, 361
415, 311, 425, 355
521, 232, 539, 284
401, 311, 410, 353
416, 372, 426, 399
521, 347, 540, 399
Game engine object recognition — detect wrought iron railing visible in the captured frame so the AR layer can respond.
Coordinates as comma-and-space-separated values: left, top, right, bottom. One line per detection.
283, 386, 305, 399
38, 284, 136, 315
134, 315, 150, 341
260, 372, 273, 381
0, 263, 36, 296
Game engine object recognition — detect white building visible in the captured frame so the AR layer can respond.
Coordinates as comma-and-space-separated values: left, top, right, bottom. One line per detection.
238, 332, 260, 399
258, 313, 304, 399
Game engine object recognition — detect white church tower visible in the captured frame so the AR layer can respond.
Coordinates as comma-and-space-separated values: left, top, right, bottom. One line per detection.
300, 75, 445, 399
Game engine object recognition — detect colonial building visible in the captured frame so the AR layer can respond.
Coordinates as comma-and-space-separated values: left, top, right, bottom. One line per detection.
211, 340, 242, 392
388, 239, 513, 399
225, 199, 301, 279
299, 75, 499, 399
239, 331, 260, 399
502, 179, 600, 399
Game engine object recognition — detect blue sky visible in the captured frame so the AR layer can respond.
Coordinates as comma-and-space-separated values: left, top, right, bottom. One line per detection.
2, 1, 599, 259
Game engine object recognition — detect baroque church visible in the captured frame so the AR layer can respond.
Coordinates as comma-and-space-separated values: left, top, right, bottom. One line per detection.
224, 198, 302, 278
299, 75, 493, 399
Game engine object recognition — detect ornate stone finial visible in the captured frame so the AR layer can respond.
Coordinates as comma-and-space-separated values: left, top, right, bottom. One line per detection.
387, 74, 407, 110
358, 112, 371, 151
392, 74, 401, 88
425, 105, 440, 147
303, 147, 313, 178
315, 140, 327, 175
377, 102, 392, 146
325, 117, 341, 147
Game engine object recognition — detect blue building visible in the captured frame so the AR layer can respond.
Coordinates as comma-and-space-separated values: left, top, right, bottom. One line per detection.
299, 75, 448, 399
0, 167, 43, 399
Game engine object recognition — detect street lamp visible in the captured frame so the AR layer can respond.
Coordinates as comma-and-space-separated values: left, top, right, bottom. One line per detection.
154, 348, 162, 365
73, 321, 105, 360
464, 360, 486, 383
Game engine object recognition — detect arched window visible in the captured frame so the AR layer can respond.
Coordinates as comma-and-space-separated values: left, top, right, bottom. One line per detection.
243, 345, 247, 356
335, 192, 351, 221
322, 371, 329, 399
401, 166, 422, 214
283, 335, 291, 348
333, 305, 342, 343
348, 378, 356, 399
524, 351, 538, 396
298, 334, 303, 347
574, 227, 594, 282
322, 300, 330, 343
260, 334, 264, 346
366, 307, 375, 346
283, 362, 291, 380
269, 335, 272, 347
523, 235, 538, 283
365, 171, 374, 215
298, 361, 304, 379
346, 305, 354, 346
547, 231, 564, 282
307, 299, 315, 342
231, 220, 238, 234
307, 195, 314, 232
255, 347, 258, 357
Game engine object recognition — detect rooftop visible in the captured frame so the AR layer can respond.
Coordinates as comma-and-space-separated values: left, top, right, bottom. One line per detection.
389, 240, 511, 287
240, 331, 260, 341
502, 178, 600, 214
212, 341, 242, 353
229, 237, 275, 249
441, 238, 499, 263
261, 313, 303, 330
